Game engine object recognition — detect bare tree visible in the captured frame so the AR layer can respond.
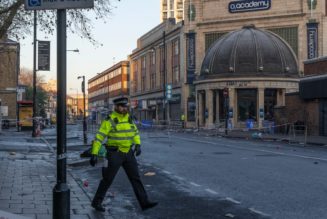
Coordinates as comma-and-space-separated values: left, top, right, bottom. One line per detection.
19, 67, 45, 86
0, 0, 119, 44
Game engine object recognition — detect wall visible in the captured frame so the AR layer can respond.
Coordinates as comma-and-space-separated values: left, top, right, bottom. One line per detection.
275, 93, 319, 135
0, 40, 19, 120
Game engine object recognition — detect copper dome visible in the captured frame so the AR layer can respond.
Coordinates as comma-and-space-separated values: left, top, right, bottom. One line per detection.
200, 25, 299, 78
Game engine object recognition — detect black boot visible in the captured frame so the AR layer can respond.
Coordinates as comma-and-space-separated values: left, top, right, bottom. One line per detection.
141, 201, 158, 211
91, 201, 106, 212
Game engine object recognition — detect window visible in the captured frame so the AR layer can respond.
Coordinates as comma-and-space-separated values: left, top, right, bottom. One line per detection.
268, 27, 298, 56
237, 89, 257, 122
205, 32, 227, 52
150, 51, 156, 89
169, 0, 174, 10
133, 61, 138, 93
159, 46, 165, 88
172, 39, 180, 84
141, 56, 146, 91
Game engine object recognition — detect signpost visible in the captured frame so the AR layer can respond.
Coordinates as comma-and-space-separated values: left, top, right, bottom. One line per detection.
24, 1, 94, 219
25, 0, 94, 10
38, 41, 50, 71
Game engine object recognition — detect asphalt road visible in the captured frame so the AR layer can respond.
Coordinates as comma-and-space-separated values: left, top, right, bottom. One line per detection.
136, 129, 327, 219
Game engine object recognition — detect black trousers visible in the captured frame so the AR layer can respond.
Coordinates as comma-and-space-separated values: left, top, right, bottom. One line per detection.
92, 149, 149, 207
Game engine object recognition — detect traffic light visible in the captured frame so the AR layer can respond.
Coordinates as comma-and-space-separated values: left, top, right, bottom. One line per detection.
81, 80, 85, 93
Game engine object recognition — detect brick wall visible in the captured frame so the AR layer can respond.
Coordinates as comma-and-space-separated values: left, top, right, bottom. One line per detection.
303, 57, 327, 76
0, 41, 18, 120
274, 93, 319, 135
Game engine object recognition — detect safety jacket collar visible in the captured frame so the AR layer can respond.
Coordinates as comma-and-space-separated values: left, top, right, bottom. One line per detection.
111, 110, 129, 120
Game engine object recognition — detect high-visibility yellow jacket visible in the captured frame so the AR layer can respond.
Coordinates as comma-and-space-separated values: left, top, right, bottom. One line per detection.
91, 111, 141, 155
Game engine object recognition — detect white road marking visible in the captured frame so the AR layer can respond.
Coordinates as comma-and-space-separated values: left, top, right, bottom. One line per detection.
205, 188, 218, 195
249, 208, 271, 217
190, 182, 201, 187
162, 170, 172, 175
173, 175, 185, 181
173, 136, 327, 162
225, 197, 241, 204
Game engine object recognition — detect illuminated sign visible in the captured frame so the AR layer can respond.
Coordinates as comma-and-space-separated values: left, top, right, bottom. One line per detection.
307, 22, 318, 59
229, 0, 271, 13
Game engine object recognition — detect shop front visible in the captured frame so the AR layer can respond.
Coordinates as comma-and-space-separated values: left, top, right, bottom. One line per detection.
196, 26, 299, 129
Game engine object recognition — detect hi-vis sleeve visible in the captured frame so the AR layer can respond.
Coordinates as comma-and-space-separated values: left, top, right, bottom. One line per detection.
91, 120, 111, 155
133, 123, 141, 145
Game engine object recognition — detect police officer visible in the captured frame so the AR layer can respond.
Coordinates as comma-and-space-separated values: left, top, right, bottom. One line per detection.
90, 97, 158, 212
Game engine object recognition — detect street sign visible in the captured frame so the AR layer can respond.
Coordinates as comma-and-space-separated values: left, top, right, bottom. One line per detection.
38, 41, 50, 71
25, 0, 94, 10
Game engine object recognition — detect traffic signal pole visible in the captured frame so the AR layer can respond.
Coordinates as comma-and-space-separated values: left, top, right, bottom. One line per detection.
81, 76, 87, 144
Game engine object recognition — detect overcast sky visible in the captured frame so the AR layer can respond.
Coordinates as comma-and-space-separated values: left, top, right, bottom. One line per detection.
20, 0, 160, 95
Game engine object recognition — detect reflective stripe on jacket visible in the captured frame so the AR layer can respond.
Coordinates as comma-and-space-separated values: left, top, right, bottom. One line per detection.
91, 111, 141, 155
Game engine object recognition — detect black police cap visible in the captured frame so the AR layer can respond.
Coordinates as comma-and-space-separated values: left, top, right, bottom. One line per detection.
113, 97, 129, 106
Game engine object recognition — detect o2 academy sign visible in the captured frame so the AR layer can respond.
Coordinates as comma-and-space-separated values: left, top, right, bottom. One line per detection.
229, 0, 271, 13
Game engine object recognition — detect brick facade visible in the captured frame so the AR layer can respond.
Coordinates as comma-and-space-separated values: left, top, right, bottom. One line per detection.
275, 93, 319, 135
0, 39, 19, 120
303, 56, 327, 76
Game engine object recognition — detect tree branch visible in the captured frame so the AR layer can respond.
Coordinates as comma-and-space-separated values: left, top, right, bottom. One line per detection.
0, 0, 24, 39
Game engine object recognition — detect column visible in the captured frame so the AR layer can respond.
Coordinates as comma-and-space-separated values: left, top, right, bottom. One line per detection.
228, 88, 236, 129
198, 91, 204, 127
206, 89, 214, 128
258, 88, 265, 129
277, 88, 285, 106
216, 90, 220, 123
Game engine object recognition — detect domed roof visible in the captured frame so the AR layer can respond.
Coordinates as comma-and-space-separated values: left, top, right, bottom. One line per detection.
200, 25, 299, 78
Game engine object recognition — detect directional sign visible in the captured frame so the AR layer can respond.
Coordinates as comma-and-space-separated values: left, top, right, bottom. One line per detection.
25, 0, 94, 10
38, 41, 50, 71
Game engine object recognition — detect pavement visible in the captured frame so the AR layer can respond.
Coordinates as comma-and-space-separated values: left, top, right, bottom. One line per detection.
0, 128, 110, 219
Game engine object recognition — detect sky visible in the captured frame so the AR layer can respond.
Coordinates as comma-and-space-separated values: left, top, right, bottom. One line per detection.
20, 0, 160, 95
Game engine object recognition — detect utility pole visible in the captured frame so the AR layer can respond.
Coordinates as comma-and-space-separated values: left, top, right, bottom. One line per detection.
32, 10, 37, 137
53, 9, 70, 219
78, 76, 87, 144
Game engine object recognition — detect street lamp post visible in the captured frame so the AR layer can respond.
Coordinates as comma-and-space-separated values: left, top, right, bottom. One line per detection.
67, 49, 79, 53
78, 76, 87, 144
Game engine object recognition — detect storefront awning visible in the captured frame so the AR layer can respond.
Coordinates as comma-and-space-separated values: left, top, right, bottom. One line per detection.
300, 74, 327, 99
